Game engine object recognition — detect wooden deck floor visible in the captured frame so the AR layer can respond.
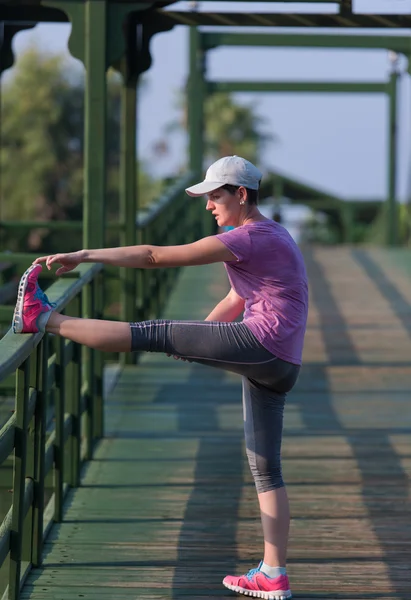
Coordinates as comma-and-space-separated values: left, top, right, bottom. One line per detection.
22, 246, 411, 600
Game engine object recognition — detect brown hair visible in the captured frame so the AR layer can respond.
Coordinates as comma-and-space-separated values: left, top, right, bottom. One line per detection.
220, 184, 259, 205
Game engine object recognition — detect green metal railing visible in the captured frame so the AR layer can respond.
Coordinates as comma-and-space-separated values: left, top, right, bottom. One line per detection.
0, 263, 104, 600
0, 174, 205, 599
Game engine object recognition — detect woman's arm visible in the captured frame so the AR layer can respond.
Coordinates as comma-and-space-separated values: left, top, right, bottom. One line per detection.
205, 288, 245, 322
34, 236, 236, 274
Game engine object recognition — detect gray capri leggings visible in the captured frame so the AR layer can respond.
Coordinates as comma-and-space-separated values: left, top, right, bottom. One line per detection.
130, 320, 300, 493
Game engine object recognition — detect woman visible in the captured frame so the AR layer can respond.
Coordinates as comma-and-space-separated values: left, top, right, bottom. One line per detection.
13, 155, 308, 600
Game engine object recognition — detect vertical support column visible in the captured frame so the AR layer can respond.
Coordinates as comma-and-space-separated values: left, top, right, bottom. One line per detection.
387, 55, 399, 246
83, 0, 107, 250
341, 203, 354, 244
120, 80, 137, 365
188, 28, 209, 236
82, 0, 107, 441
188, 27, 205, 178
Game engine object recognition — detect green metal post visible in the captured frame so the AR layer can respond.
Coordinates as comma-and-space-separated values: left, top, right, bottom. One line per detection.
188, 27, 205, 179
83, 0, 107, 250
9, 360, 30, 600
31, 342, 46, 567
341, 203, 354, 243
387, 62, 399, 246
82, 0, 107, 444
188, 28, 207, 235
54, 337, 65, 524
93, 274, 104, 440
120, 80, 137, 365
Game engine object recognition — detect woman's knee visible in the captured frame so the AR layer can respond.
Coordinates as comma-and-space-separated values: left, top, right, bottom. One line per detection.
246, 448, 284, 492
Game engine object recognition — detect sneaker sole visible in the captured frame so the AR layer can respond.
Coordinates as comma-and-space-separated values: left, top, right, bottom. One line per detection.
12, 264, 39, 334
223, 582, 292, 600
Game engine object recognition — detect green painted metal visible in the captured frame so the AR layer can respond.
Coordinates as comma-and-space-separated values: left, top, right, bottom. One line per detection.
203, 32, 411, 54
188, 27, 205, 183
120, 82, 138, 363
387, 67, 399, 246
83, 0, 107, 251
208, 81, 389, 94
53, 338, 65, 525
0, 264, 103, 599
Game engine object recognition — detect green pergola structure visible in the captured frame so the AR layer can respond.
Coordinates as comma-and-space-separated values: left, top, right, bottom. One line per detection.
1, 1, 411, 249
0, 0, 410, 316
190, 29, 411, 245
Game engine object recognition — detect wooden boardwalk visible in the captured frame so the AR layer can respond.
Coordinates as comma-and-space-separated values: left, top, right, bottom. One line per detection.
22, 246, 411, 600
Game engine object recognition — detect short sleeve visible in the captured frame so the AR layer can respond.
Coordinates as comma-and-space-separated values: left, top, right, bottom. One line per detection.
215, 227, 252, 263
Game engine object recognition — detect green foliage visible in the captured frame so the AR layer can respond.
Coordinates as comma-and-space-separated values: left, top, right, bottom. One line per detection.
162, 90, 273, 166
0, 47, 162, 253
204, 93, 273, 164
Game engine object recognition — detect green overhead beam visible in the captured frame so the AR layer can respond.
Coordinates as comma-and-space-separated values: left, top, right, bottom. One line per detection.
202, 33, 411, 55
208, 81, 388, 94
161, 11, 411, 29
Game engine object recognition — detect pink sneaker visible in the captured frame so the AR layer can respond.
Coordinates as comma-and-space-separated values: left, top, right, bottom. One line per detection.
223, 563, 291, 600
12, 264, 54, 334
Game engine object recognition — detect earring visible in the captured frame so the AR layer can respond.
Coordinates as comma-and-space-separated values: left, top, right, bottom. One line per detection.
240, 200, 245, 205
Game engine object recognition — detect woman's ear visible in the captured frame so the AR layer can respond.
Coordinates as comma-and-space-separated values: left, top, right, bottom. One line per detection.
237, 186, 247, 204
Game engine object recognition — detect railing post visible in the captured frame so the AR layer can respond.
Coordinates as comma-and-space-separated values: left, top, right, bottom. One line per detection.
30, 342, 46, 568
93, 273, 104, 440
54, 337, 65, 524
387, 54, 399, 246
188, 28, 208, 236
9, 360, 30, 600
120, 78, 138, 365
67, 297, 82, 488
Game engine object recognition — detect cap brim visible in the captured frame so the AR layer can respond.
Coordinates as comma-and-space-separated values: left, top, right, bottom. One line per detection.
185, 181, 224, 197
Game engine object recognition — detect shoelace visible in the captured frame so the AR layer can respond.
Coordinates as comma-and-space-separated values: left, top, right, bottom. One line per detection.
34, 286, 56, 308
246, 567, 261, 581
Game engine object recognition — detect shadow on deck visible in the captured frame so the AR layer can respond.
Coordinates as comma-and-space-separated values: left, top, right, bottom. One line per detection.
21, 247, 411, 600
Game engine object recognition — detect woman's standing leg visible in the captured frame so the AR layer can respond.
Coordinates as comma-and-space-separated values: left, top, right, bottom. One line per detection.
242, 377, 289, 567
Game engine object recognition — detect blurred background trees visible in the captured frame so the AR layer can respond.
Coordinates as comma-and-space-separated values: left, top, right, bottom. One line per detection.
0, 47, 272, 255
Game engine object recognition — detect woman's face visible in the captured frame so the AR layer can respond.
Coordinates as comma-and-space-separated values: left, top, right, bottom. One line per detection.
206, 187, 246, 228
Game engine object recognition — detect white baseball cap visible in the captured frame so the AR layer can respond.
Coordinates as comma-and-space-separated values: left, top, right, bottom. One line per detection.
185, 155, 262, 197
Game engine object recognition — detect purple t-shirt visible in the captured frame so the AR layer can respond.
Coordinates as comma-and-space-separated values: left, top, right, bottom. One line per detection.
216, 221, 308, 365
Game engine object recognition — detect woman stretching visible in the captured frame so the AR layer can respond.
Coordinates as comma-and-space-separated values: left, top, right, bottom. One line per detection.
13, 156, 308, 600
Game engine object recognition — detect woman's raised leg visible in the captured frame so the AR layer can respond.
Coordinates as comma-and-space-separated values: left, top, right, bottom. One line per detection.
46, 313, 132, 353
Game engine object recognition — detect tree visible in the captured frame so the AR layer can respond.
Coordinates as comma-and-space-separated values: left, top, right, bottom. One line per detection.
203, 92, 273, 165
0, 47, 162, 253
156, 90, 274, 168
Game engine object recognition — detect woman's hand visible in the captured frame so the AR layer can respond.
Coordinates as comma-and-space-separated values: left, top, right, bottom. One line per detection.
33, 250, 85, 276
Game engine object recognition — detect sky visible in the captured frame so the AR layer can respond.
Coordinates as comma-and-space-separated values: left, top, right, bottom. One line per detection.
4, 0, 411, 202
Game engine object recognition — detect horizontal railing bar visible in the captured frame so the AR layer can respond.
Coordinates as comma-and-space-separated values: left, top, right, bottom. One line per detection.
0, 221, 123, 232
0, 307, 15, 323
0, 263, 103, 381
137, 173, 194, 229
208, 81, 389, 94
0, 253, 83, 268
0, 282, 17, 305
0, 413, 16, 467
0, 374, 15, 390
